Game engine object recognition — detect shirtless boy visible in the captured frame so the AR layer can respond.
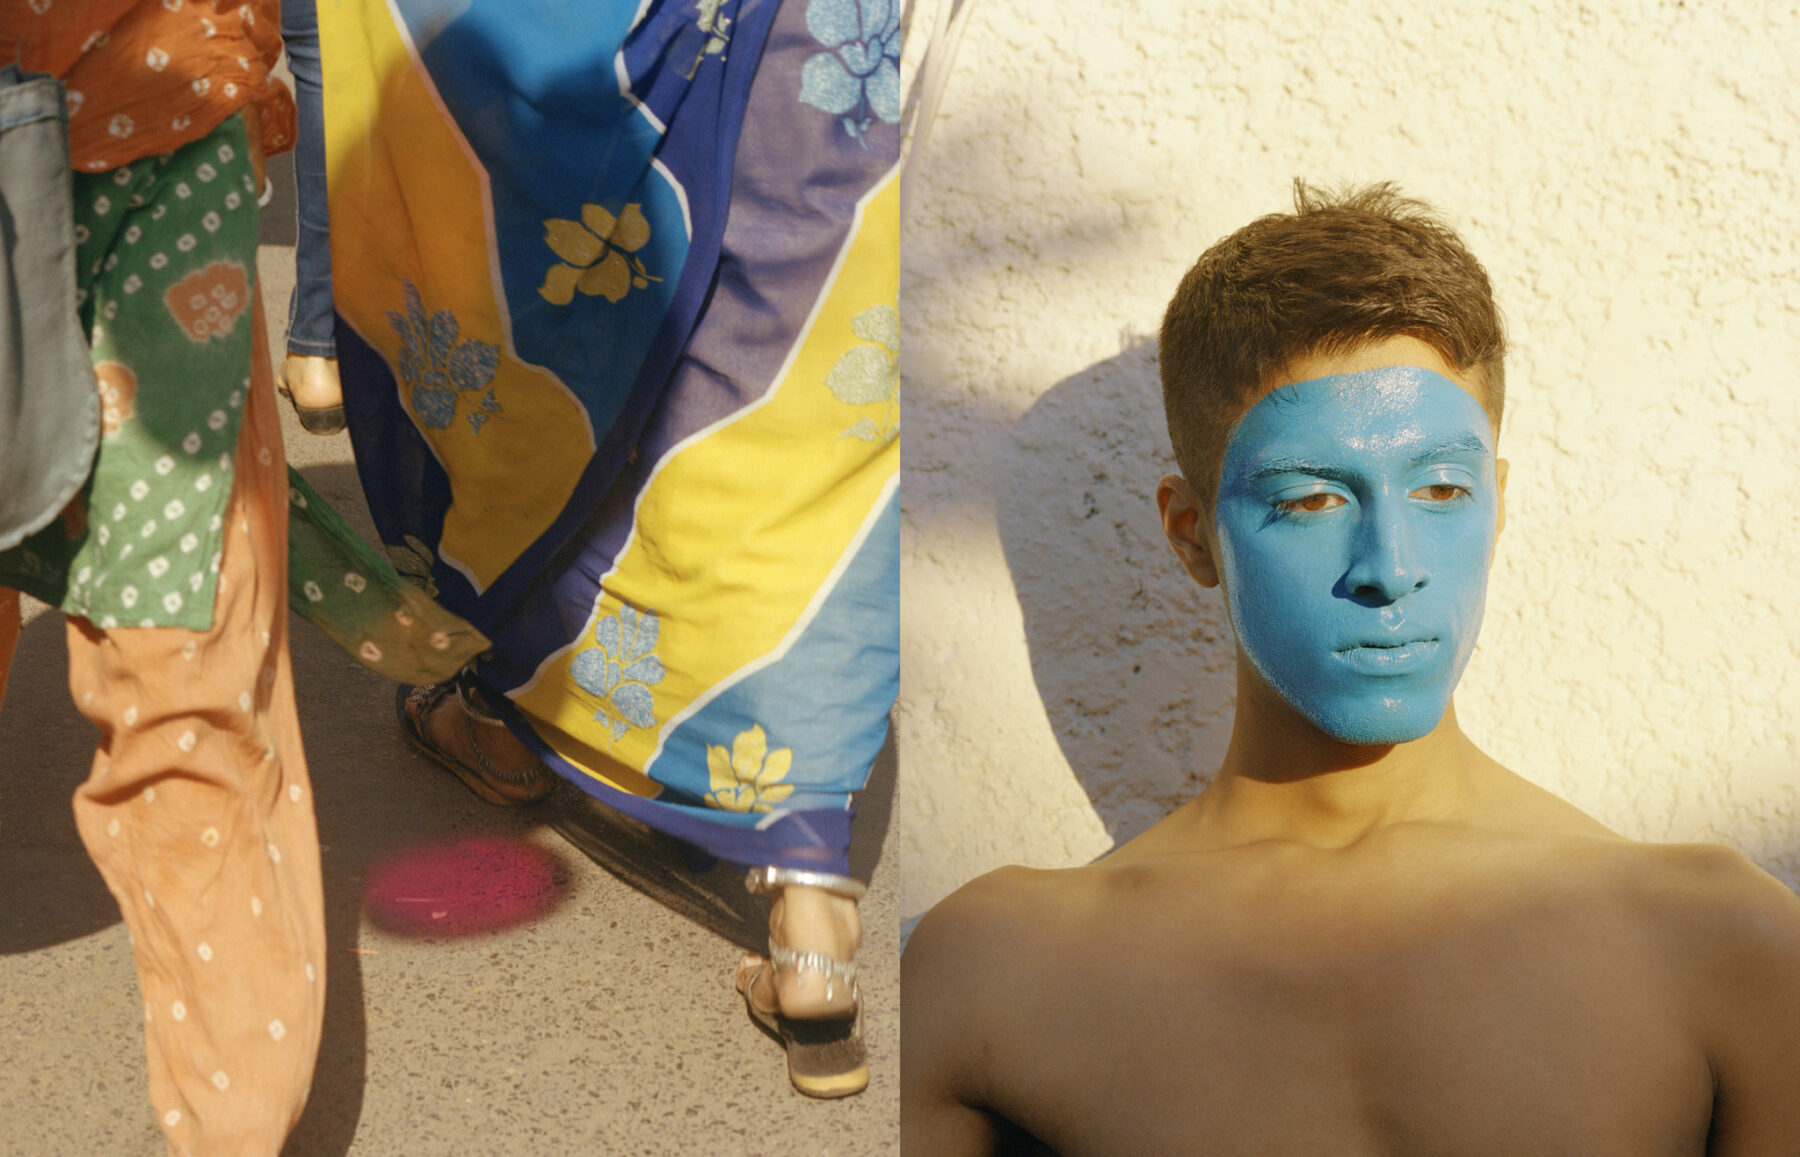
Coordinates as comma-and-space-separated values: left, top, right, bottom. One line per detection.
901, 185, 1800, 1155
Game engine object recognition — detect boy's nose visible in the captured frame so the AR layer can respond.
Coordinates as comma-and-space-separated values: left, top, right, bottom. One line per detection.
1344, 500, 1429, 603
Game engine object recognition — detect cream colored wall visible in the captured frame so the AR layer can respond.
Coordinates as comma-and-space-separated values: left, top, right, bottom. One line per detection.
899, 0, 1800, 918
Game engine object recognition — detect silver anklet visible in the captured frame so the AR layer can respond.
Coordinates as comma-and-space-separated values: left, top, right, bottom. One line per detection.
769, 943, 860, 1005
743, 866, 868, 901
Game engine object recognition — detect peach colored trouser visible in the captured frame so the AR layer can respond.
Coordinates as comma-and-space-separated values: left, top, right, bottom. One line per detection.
1, 300, 325, 1156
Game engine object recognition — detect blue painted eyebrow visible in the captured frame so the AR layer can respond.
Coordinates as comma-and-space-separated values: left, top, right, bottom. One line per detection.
1406, 433, 1491, 465
1245, 435, 1490, 483
1245, 458, 1355, 484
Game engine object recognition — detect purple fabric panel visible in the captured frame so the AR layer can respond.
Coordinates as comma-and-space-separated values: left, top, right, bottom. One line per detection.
481, 0, 900, 691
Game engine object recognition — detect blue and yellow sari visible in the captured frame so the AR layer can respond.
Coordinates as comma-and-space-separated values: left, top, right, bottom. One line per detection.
319, 0, 900, 875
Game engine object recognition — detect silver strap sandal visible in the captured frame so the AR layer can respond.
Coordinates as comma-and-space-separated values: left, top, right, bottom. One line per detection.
738, 866, 869, 1097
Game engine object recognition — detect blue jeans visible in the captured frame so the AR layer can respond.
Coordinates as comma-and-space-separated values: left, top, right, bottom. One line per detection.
0, 65, 98, 552
282, 0, 337, 357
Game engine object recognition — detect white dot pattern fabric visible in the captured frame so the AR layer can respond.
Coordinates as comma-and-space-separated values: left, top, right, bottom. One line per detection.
6, 119, 256, 629
39, 277, 328, 1153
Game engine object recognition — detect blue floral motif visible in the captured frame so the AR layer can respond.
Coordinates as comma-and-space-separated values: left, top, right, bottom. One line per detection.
386, 281, 503, 434
569, 604, 667, 741
798, 0, 901, 143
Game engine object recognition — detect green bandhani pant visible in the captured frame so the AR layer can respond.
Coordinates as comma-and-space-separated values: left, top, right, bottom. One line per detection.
0, 114, 486, 681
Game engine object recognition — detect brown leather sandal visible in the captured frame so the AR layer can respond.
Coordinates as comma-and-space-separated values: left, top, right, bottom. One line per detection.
396, 669, 555, 806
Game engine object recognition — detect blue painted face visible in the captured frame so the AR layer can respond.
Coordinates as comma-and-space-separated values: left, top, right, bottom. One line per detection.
1212, 365, 1499, 745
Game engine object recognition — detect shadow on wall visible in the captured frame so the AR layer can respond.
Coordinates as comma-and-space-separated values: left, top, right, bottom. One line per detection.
1778, 825, 1800, 899
1705, 752, 1800, 897
1763, 819, 1800, 898
992, 338, 1239, 847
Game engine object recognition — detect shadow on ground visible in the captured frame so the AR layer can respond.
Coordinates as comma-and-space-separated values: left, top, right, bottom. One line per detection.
550, 728, 897, 960
2, 457, 898, 1155
288, 462, 898, 1153
0, 614, 117, 953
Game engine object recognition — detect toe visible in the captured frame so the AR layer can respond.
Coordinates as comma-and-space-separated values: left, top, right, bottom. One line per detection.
734, 953, 765, 996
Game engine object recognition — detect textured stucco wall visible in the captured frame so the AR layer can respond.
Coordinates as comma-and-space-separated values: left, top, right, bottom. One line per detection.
899, 0, 1800, 918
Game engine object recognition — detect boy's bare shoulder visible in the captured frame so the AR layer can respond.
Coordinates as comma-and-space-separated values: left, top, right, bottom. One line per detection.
902, 863, 1112, 1123
908, 840, 1220, 950
1623, 840, 1800, 1141
1592, 838, 1794, 920
1562, 837, 1800, 1047
1461, 766, 1799, 963
904, 858, 1163, 1031
1622, 841, 1800, 971
905, 862, 1109, 987
1482, 817, 1800, 949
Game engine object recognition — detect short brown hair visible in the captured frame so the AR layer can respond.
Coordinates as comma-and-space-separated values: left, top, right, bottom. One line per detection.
1159, 181, 1506, 500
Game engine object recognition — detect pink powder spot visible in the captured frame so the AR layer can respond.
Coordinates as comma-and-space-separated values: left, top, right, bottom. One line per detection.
362, 837, 567, 938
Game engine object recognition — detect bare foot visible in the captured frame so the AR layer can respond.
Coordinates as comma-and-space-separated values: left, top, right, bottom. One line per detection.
281, 353, 343, 412
737, 885, 861, 1020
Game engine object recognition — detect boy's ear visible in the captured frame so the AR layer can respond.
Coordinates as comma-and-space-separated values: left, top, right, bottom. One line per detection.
1157, 473, 1221, 589
1494, 457, 1509, 537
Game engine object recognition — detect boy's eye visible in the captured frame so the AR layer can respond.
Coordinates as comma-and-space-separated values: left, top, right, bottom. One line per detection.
1413, 483, 1468, 502
1276, 492, 1345, 513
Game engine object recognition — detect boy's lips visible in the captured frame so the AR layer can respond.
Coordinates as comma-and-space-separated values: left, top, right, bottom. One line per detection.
1331, 638, 1441, 675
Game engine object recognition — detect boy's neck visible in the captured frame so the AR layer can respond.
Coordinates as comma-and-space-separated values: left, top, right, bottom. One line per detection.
1187, 664, 1494, 850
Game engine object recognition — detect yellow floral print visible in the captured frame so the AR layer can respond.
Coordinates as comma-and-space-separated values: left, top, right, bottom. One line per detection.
537, 202, 661, 305
704, 724, 795, 813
